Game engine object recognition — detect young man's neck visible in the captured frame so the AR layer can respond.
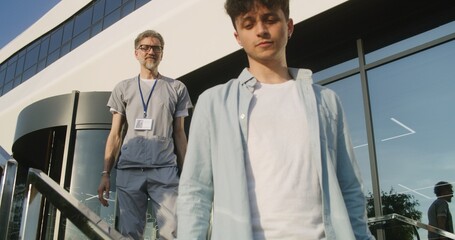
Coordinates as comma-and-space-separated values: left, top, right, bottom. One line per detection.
140, 69, 159, 80
248, 61, 292, 84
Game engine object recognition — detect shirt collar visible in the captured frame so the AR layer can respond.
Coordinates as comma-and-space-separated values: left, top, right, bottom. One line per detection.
238, 67, 313, 87
288, 67, 313, 83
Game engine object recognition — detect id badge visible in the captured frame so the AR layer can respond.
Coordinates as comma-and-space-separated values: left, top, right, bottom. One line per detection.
135, 118, 153, 130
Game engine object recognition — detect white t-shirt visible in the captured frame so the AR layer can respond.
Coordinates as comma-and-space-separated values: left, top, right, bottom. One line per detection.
246, 80, 325, 239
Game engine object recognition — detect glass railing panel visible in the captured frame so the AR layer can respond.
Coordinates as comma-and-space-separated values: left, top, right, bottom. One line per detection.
368, 213, 455, 240
19, 168, 128, 239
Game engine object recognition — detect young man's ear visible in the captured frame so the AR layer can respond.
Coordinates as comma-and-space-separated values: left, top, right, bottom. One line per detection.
287, 18, 294, 39
234, 31, 243, 47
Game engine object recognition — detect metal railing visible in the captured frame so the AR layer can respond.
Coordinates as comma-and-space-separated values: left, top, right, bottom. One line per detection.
0, 146, 18, 240
20, 168, 129, 239
4, 142, 455, 240
368, 213, 455, 240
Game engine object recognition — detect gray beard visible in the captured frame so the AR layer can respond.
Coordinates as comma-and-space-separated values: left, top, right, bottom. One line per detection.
145, 62, 157, 70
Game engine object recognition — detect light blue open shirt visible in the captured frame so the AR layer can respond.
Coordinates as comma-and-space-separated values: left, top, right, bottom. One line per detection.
178, 68, 374, 240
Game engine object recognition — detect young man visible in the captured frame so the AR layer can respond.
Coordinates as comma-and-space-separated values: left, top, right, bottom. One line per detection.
428, 181, 454, 240
177, 0, 373, 239
97, 30, 192, 240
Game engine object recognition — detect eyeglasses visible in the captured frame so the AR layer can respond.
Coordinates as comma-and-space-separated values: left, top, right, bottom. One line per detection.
137, 45, 163, 53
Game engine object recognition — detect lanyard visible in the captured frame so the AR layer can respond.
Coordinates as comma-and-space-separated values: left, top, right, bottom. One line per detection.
137, 75, 158, 118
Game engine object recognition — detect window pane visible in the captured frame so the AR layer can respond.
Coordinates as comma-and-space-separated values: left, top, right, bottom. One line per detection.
62, 20, 74, 44
93, 0, 105, 23
37, 59, 47, 72
47, 50, 60, 66
74, 7, 93, 36
7, 54, 18, 63
24, 45, 40, 70
6, 62, 16, 82
0, 69, 6, 87
39, 37, 50, 60
15, 56, 25, 76
13, 77, 21, 87
105, 0, 121, 15
22, 65, 37, 81
18, 49, 26, 58
71, 29, 90, 50
61, 42, 71, 57
2, 80, 13, 95
135, 0, 150, 8
103, 9, 121, 29
91, 22, 103, 37
368, 39, 455, 235
49, 28, 63, 53
121, 0, 135, 17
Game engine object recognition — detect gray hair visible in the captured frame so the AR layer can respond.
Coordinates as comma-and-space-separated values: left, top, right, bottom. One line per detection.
134, 30, 165, 49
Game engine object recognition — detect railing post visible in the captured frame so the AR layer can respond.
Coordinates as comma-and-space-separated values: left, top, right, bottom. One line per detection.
19, 182, 42, 240
0, 147, 18, 240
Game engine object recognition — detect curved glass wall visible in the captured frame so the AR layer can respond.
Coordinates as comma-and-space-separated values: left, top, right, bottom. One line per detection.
66, 129, 115, 239
66, 129, 158, 239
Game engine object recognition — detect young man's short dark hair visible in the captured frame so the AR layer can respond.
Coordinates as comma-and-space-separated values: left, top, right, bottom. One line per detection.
224, 0, 290, 27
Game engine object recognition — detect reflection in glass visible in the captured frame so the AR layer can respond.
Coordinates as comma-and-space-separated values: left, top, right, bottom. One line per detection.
368, 39, 455, 239
66, 130, 115, 239
66, 129, 158, 239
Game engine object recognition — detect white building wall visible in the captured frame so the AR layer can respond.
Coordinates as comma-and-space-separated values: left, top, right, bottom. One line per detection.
0, 0, 346, 152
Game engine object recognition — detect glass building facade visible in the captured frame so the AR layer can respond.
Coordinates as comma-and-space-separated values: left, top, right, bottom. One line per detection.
0, 0, 150, 97
5, 0, 455, 239
294, 11, 455, 240
322, 21, 455, 237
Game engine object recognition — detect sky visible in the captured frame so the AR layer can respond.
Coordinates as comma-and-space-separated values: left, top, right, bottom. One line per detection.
0, 0, 61, 49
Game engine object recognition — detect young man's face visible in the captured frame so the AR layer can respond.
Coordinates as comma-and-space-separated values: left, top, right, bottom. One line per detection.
233, 3, 293, 65
135, 37, 163, 71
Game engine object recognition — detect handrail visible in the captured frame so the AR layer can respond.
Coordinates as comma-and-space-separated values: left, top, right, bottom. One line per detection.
19, 168, 129, 240
368, 213, 455, 240
0, 146, 18, 240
